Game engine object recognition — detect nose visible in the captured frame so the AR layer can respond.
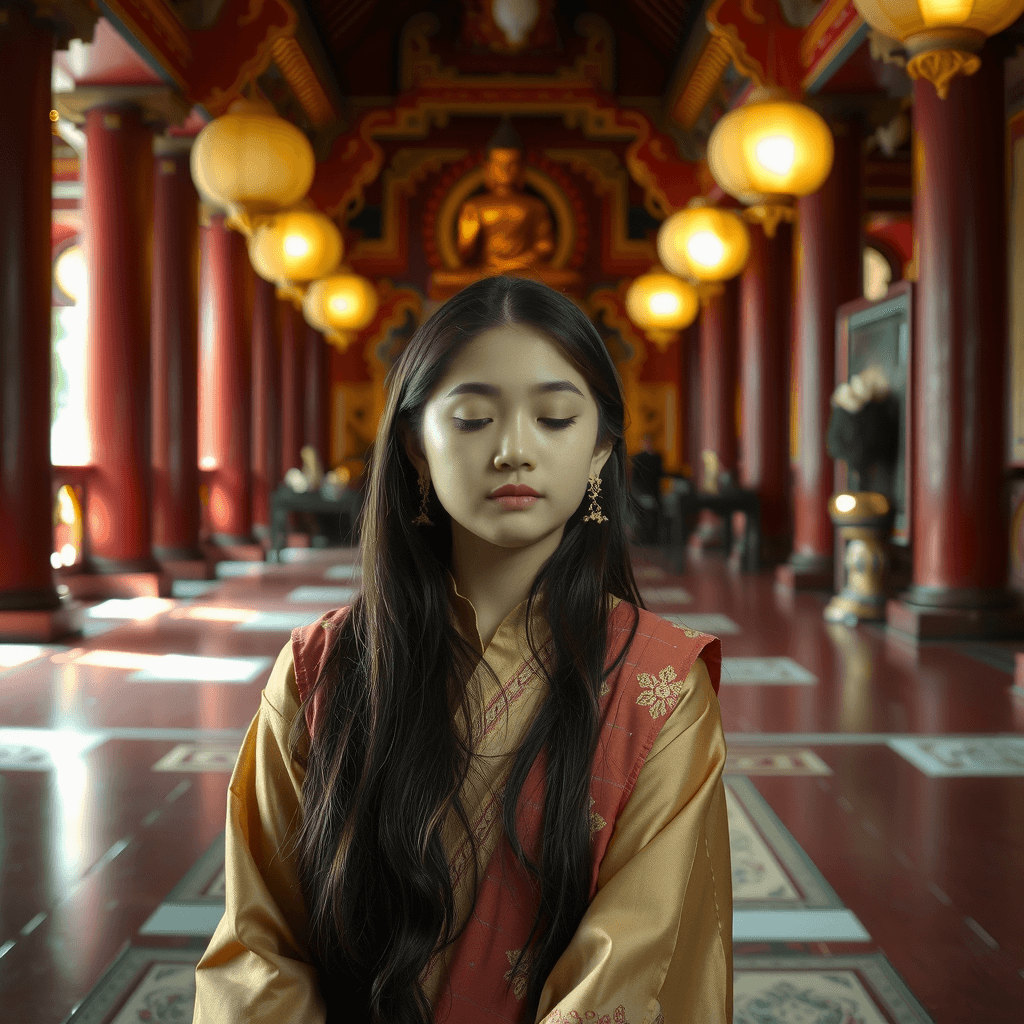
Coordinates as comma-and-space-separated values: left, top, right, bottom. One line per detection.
492, 412, 535, 471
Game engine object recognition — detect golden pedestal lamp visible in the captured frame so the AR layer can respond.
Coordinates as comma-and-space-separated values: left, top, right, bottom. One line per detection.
624, 271, 700, 350
824, 491, 893, 625
190, 99, 316, 236
707, 88, 834, 237
854, 0, 1024, 98
248, 208, 344, 305
656, 199, 751, 300
302, 271, 380, 350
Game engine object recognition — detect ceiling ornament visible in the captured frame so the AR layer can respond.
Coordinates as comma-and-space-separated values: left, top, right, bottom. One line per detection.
309, 12, 699, 225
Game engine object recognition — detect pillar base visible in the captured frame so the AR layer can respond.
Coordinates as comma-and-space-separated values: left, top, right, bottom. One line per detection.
201, 538, 266, 563
0, 601, 85, 643
775, 553, 834, 593
64, 571, 173, 600
886, 596, 1024, 642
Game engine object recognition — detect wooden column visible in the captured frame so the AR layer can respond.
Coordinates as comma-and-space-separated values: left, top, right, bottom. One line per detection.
201, 214, 256, 548
888, 44, 1023, 639
151, 139, 206, 576
251, 276, 279, 535
699, 279, 739, 481
303, 322, 331, 470
777, 116, 863, 591
0, 5, 83, 638
280, 301, 306, 476
739, 222, 793, 561
76, 102, 169, 597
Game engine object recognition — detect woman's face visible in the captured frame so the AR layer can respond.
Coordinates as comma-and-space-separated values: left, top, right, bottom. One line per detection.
401, 324, 613, 553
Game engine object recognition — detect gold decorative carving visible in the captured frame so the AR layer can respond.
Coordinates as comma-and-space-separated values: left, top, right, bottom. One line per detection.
739, 0, 766, 25
544, 148, 656, 269
238, 0, 264, 26
270, 35, 336, 127
706, 0, 766, 87
743, 200, 796, 238
672, 35, 733, 131
906, 49, 981, 100
400, 11, 615, 93
348, 149, 468, 269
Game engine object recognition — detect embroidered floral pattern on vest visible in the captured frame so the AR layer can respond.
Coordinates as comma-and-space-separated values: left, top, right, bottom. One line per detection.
504, 946, 537, 1000
589, 795, 607, 835
635, 664, 683, 719
544, 1006, 629, 1024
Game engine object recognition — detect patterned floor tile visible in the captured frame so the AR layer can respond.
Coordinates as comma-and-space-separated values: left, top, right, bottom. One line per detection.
734, 952, 934, 1024
0, 644, 54, 670
726, 748, 833, 776
234, 609, 329, 632
63, 945, 205, 1024
285, 585, 359, 604
214, 561, 269, 578
324, 563, 363, 580
662, 612, 741, 635
170, 580, 222, 599
726, 777, 842, 910
0, 728, 103, 771
637, 585, 693, 605
127, 654, 273, 684
84, 598, 176, 621
721, 657, 817, 685
69, 948, 930, 1024
887, 736, 1024, 776
152, 743, 241, 773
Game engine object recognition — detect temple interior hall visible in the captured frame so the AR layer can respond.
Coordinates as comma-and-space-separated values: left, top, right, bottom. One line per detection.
2, 0, 1024, 1021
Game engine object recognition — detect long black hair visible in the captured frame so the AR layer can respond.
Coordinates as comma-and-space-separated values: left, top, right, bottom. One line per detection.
289, 276, 646, 1023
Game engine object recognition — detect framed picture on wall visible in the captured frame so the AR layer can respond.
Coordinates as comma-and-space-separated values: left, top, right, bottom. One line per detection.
835, 281, 914, 545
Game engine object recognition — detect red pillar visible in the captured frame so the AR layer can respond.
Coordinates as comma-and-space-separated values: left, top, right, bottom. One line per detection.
699, 279, 739, 482
80, 103, 167, 594
280, 301, 306, 476
739, 223, 793, 560
201, 214, 254, 545
0, 6, 82, 638
778, 117, 862, 590
889, 45, 1021, 638
151, 140, 205, 572
304, 323, 331, 469
251, 276, 279, 533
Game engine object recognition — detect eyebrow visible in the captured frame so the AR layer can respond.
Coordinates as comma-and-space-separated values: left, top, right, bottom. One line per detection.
445, 380, 585, 399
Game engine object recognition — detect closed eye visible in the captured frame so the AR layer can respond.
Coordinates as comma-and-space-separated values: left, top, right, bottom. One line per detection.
453, 417, 578, 431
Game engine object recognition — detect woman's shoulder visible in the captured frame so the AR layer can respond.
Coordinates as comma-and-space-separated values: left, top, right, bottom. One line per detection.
290, 605, 353, 704
606, 598, 722, 696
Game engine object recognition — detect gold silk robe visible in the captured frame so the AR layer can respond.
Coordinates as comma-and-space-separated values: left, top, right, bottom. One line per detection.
193, 573, 732, 1022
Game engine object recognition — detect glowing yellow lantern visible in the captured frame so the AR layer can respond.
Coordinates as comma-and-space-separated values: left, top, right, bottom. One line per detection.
302, 272, 379, 349
248, 209, 343, 301
190, 99, 316, 236
707, 88, 834, 237
54, 244, 87, 304
625, 272, 700, 348
656, 200, 751, 283
854, 0, 1024, 97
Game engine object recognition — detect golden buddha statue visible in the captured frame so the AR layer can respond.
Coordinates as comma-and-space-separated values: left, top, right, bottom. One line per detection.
430, 118, 582, 298
457, 121, 554, 271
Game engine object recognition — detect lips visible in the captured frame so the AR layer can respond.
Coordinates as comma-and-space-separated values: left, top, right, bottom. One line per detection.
489, 484, 541, 498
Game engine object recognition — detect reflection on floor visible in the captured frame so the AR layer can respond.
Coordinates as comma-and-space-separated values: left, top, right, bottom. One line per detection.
1, 545, 1023, 1022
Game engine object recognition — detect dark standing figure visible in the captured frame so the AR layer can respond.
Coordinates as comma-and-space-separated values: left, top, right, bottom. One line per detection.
630, 433, 664, 544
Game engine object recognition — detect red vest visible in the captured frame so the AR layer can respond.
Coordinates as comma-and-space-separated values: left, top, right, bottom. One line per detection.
292, 600, 721, 1024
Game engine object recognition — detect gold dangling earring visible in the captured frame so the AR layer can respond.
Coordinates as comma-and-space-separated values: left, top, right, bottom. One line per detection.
412, 474, 434, 526
582, 473, 609, 524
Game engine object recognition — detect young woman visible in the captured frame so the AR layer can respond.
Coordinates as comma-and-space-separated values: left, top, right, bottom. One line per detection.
193, 276, 732, 1024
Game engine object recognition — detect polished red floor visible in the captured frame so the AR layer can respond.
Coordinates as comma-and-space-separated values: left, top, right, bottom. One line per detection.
1, 546, 1022, 1022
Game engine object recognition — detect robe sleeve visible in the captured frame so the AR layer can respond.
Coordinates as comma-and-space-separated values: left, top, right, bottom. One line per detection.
535, 656, 732, 1024
193, 641, 325, 1024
